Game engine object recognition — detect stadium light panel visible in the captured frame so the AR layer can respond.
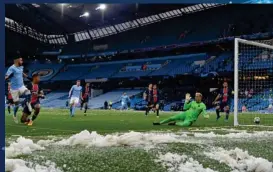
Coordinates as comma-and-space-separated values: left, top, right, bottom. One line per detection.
81, 32, 86, 39
102, 28, 108, 34
60, 3, 68, 7
80, 12, 89, 17
32, 3, 40, 8
96, 4, 107, 10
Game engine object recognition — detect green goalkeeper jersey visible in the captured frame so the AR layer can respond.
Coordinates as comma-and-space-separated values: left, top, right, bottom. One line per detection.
183, 101, 207, 121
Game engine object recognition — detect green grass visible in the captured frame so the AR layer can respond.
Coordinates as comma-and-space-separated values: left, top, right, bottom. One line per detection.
5, 109, 273, 172
6, 109, 273, 137
23, 147, 166, 172
5, 109, 235, 136
4, 109, 245, 136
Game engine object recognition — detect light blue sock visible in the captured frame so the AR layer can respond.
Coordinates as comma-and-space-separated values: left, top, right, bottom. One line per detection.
70, 107, 73, 116
72, 106, 76, 116
13, 105, 19, 117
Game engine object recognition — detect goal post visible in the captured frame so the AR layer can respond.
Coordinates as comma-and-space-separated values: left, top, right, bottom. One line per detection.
234, 38, 273, 126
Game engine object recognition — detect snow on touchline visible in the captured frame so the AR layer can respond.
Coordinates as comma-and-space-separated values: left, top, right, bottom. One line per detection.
37, 139, 56, 147
5, 130, 273, 171
204, 147, 273, 172
5, 137, 45, 158
5, 130, 273, 160
7, 130, 273, 152
53, 130, 273, 148
54, 130, 192, 147
5, 158, 63, 172
156, 152, 217, 172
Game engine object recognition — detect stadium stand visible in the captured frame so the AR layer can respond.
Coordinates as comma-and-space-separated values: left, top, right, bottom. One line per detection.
89, 89, 142, 109
41, 89, 142, 109
195, 52, 233, 74
52, 65, 92, 81
79, 63, 124, 79
40, 91, 68, 108
112, 93, 144, 109
26, 63, 65, 81
49, 53, 208, 80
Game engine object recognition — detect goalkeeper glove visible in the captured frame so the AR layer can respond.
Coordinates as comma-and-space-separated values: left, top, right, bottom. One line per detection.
185, 93, 191, 103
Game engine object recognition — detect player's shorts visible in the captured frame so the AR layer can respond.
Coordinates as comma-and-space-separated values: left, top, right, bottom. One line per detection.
152, 102, 159, 108
147, 101, 153, 107
23, 101, 40, 115
70, 97, 80, 105
147, 101, 159, 108
7, 99, 14, 104
10, 86, 29, 102
268, 104, 273, 112
121, 102, 128, 109
82, 96, 89, 103
218, 101, 230, 111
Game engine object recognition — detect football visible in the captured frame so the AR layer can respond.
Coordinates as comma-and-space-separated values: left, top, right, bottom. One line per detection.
254, 117, 260, 124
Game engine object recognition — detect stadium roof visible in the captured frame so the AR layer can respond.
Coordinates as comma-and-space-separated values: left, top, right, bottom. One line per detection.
6, 3, 224, 45
6, 4, 192, 34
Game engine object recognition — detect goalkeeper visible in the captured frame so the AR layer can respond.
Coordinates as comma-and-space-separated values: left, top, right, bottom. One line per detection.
153, 92, 208, 127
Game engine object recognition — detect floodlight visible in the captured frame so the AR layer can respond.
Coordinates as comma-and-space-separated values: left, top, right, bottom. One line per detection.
96, 4, 107, 10
80, 12, 90, 18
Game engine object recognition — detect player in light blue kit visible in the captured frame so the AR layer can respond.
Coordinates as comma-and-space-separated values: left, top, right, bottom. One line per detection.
120, 92, 130, 110
68, 80, 83, 117
5, 55, 32, 123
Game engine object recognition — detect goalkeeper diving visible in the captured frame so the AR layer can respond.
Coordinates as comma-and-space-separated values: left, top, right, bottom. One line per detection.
153, 92, 209, 127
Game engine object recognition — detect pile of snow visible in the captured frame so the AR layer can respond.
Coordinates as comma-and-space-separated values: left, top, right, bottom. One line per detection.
194, 132, 217, 138
6, 137, 45, 158
6, 130, 273, 158
37, 139, 56, 147
5, 159, 63, 172
55, 130, 189, 148
204, 147, 273, 172
156, 152, 217, 172
194, 131, 273, 139
5, 137, 62, 172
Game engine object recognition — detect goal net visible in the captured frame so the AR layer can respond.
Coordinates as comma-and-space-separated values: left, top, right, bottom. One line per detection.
234, 38, 273, 126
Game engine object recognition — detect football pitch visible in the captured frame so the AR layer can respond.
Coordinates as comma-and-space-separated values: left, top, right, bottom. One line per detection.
5, 109, 273, 172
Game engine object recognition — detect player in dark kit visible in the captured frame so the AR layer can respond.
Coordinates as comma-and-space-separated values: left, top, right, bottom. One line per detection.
21, 74, 45, 126
80, 83, 90, 115
152, 84, 160, 118
143, 84, 153, 116
213, 81, 233, 122
143, 84, 160, 117
6, 82, 14, 115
